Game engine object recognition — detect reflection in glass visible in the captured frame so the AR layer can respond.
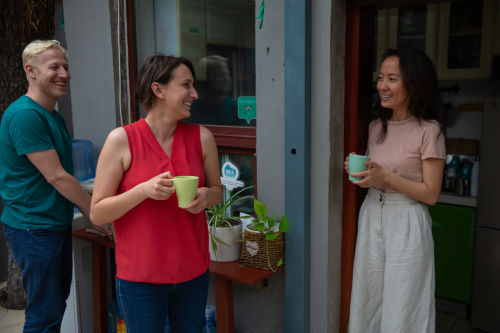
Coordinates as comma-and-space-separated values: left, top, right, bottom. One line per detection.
188, 55, 254, 126
134, 0, 255, 125
179, 0, 256, 127
397, 6, 427, 52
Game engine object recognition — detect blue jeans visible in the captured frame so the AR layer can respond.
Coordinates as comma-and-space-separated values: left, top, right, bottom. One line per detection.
116, 270, 209, 333
2, 223, 72, 333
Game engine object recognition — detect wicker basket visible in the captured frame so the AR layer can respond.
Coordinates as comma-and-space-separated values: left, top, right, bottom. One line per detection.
240, 231, 284, 271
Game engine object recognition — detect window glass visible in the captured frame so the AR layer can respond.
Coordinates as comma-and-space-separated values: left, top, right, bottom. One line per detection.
397, 6, 427, 52
134, 0, 256, 126
373, 11, 379, 73
447, 0, 483, 69
133, 0, 257, 212
218, 153, 254, 216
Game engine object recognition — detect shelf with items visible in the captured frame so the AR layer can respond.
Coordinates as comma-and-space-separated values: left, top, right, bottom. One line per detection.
437, 192, 477, 208
72, 228, 280, 333
436, 0, 496, 80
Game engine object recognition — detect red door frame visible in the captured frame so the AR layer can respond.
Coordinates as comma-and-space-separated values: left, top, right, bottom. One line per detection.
341, 1, 447, 332
340, 3, 374, 332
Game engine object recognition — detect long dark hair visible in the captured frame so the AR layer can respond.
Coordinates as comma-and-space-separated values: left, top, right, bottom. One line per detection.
376, 48, 446, 141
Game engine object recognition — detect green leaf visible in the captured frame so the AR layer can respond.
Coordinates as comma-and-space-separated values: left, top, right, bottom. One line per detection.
212, 234, 229, 247
251, 224, 267, 232
277, 258, 283, 267
206, 186, 254, 228
254, 199, 267, 219
265, 231, 278, 241
279, 215, 290, 233
210, 235, 218, 252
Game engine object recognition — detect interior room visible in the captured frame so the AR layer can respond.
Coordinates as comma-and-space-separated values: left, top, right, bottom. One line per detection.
365, 2, 500, 332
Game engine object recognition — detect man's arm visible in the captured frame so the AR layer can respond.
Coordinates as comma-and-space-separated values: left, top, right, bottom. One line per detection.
27, 149, 92, 219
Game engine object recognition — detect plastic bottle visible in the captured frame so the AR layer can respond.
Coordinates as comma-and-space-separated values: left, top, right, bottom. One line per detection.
205, 305, 217, 333
460, 161, 472, 196
470, 158, 480, 197
445, 155, 460, 193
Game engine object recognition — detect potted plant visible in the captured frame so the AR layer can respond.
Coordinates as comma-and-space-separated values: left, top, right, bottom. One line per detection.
207, 186, 254, 262
240, 199, 290, 271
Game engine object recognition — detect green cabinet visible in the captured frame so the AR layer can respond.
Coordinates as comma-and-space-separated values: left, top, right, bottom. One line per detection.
430, 203, 476, 304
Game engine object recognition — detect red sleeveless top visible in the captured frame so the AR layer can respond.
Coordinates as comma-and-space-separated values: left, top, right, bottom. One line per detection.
114, 119, 209, 283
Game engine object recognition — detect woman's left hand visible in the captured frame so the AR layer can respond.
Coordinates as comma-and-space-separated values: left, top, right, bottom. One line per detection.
183, 187, 210, 214
351, 161, 388, 188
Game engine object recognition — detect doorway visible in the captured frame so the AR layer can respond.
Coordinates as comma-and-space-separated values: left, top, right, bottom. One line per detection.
340, 0, 496, 332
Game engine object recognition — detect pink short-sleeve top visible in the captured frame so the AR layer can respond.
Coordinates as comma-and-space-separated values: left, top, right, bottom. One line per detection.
366, 116, 446, 193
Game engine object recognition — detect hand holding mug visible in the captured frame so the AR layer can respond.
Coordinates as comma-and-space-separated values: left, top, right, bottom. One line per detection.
348, 153, 371, 181
350, 161, 387, 188
171, 176, 199, 208
183, 187, 210, 214
142, 171, 175, 200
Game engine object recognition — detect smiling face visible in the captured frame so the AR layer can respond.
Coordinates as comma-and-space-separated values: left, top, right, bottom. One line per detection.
158, 63, 198, 119
26, 48, 70, 105
377, 55, 410, 116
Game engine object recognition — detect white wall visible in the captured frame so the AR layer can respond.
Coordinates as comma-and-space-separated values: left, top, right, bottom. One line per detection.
236, 0, 286, 331
63, 0, 118, 151
309, 0, 345, 331
310, 0, 332, 330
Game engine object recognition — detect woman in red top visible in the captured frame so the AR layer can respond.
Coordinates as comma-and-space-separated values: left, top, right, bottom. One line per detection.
91, 55, 222, 332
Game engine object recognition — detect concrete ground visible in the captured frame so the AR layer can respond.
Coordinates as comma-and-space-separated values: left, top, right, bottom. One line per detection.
0, 281, 24, 333
0, 281, 486, 333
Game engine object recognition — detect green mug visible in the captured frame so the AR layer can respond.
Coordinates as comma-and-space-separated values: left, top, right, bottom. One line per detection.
348, 153, 371, 181
172, 176, 199, 208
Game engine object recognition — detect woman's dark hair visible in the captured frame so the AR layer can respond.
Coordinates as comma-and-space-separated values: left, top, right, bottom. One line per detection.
136, 54, 196, 109
376, 47, 446, 141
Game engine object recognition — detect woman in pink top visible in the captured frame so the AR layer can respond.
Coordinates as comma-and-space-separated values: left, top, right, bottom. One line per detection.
345, 48, 446, 333
90, 55, 222, 332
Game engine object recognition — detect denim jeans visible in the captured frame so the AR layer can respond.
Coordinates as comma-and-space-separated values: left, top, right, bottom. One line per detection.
2, 223, 73, 333
116, 270, 209, 333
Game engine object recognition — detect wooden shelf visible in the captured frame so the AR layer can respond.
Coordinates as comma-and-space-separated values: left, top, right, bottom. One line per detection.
209, 260, 281, 286
72, 229, 281, 285
438, 192, 477, 207
72, 229, 279, 333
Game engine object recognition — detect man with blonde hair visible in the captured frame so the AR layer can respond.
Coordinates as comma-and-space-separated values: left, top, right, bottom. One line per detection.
0, 39, 109, 332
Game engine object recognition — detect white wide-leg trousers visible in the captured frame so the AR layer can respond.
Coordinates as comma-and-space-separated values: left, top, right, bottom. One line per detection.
348, 188, 435, 333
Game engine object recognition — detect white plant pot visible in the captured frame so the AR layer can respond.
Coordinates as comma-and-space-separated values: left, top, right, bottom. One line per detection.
209, 223, 242, 262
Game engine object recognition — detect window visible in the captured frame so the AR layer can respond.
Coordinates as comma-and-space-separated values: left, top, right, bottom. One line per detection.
131, 0, 257, 204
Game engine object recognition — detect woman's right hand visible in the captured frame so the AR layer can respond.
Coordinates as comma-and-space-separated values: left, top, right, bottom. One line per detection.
141, 171, 176, 200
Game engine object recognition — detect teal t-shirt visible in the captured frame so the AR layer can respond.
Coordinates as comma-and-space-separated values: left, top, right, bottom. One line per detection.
0, 95, 74, 230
